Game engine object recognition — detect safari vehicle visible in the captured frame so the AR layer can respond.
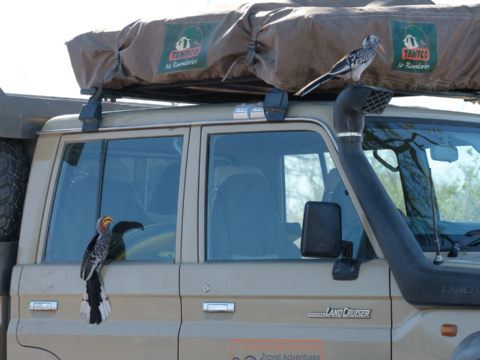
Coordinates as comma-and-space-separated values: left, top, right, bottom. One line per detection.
3, 1, 480, 360
1, 84, 480, 360
0, 88, 161, 359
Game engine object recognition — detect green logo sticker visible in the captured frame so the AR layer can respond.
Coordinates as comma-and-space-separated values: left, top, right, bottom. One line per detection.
158, 22, 220, 74
390, 20, 438, 74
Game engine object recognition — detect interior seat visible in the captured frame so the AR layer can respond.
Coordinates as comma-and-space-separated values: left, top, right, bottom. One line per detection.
209, 167, 300, 260
102, 160, 149, 226
148, 162, 181, 216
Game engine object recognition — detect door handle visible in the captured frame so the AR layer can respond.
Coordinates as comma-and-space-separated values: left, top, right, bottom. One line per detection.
203, 302, 235, 313
29, 301, 58, 311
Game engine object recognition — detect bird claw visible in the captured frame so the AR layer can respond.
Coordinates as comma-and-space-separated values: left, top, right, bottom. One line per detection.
357, 80, 367, 86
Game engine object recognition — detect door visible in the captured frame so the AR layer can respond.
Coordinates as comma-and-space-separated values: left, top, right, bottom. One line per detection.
16, 128, 188, 359
179, 122, 391, 360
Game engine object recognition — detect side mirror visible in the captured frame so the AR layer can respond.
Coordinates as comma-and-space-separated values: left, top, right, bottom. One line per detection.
301, 202, 342, 258
301, 201, 361, 280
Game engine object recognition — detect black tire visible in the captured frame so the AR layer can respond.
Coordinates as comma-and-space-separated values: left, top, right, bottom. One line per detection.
0, 139, 29, 242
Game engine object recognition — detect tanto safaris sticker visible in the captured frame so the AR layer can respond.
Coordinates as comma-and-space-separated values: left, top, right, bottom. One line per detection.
158, 22, 220, 74
390, 20, 438, 74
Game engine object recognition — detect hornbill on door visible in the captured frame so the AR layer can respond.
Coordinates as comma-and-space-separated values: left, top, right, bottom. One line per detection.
80, 215, 114, 325
80, 215, 145, 324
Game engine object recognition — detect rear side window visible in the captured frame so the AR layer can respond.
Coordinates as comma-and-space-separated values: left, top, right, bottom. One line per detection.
206, 131, 366, 261
45, 136, 183, 262
45, 142, 102, 261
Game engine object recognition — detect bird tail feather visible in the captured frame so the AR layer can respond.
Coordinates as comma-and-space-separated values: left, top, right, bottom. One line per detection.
294, 74, 334, 97
80, 271, 111, 325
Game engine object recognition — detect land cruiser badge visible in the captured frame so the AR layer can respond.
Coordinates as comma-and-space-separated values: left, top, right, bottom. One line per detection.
308, 307, 371, 319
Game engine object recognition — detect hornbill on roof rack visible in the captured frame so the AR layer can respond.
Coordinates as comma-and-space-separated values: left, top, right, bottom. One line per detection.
80, 215, 114, 325
295, 35, 386, 97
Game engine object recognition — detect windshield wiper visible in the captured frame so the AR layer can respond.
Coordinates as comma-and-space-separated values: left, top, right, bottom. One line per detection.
448, 230, 480, 257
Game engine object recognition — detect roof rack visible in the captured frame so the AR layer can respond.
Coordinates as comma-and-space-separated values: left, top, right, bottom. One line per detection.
395, 90, 480, 103
80, 76, 480, 105
80, 76, 339, 104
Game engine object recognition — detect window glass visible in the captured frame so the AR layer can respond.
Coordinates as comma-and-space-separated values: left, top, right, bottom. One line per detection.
363, 121, 480, 252
364, 149, 406, 214
285, 154, 323, 224
45, 136, 183, 262
427, 146, 480, 223
45, 142, 102, 261
206, 131, 366, 260
102, 137, 182, 261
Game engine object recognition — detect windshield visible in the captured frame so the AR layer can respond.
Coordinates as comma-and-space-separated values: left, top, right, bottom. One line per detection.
363, 120, 480, 252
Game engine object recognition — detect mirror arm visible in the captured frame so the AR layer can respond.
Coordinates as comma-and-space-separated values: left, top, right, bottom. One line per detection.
332, 241, 361, 281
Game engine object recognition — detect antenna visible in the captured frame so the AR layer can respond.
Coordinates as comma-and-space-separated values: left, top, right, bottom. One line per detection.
428, 168, 443, 265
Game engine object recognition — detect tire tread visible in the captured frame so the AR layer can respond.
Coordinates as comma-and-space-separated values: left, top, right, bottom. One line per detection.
0, 139, 29, 242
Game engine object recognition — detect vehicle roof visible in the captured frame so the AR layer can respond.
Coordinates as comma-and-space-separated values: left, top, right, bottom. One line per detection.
40, 102, 480, 136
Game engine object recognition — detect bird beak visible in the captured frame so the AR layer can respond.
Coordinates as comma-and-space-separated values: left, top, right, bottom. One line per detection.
102, 215, 115, 227
377, 44, 386, 58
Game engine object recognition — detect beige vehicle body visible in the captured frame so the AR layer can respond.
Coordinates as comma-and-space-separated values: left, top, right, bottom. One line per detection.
3, 101, 480, 360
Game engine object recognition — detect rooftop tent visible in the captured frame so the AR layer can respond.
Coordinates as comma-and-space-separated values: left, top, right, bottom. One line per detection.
66, 0, 480, 103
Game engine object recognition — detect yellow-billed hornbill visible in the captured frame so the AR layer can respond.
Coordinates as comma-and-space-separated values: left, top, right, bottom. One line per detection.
295, 35, 386, 97
80, 215, 114, 325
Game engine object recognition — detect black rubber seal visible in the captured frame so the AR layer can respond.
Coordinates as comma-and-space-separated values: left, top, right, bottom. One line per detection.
0, 241, 18, 295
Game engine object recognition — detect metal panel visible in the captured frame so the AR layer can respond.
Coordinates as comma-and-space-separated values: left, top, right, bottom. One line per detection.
180, 261, 391, 360
181, 126, 201, 263
16, 127, 189, 360
391, 272, 480, 360
19, 135, 60, 265
18, 263, 181, 360
179, 121, 391, 360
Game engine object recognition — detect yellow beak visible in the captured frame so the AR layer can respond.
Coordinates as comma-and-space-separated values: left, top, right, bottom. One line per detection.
377, 44, 386, 58
102, 215, 115, 226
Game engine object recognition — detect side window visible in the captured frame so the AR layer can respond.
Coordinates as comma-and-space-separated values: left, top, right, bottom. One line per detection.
102, 137, 182, 261
45, 142, 102, 261
206, 131, 366, 261
284, 154, 323, 225
45, 136, 183, 262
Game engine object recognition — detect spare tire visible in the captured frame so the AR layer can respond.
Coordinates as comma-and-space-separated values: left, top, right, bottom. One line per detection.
0, 139, 29, 242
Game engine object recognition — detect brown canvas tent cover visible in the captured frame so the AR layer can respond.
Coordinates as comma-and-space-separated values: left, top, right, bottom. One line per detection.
66, 0, 480, 99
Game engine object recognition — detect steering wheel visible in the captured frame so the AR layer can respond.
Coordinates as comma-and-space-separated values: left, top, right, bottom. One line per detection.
109, 223, 176, 260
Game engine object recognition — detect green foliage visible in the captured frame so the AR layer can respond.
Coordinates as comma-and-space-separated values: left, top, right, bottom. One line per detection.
364, 150, 406, 214
433, 148, 480, 223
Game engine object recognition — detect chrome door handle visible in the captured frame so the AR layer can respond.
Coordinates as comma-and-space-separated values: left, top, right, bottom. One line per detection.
29, 301, 58, 311
203, 302, 235, 313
